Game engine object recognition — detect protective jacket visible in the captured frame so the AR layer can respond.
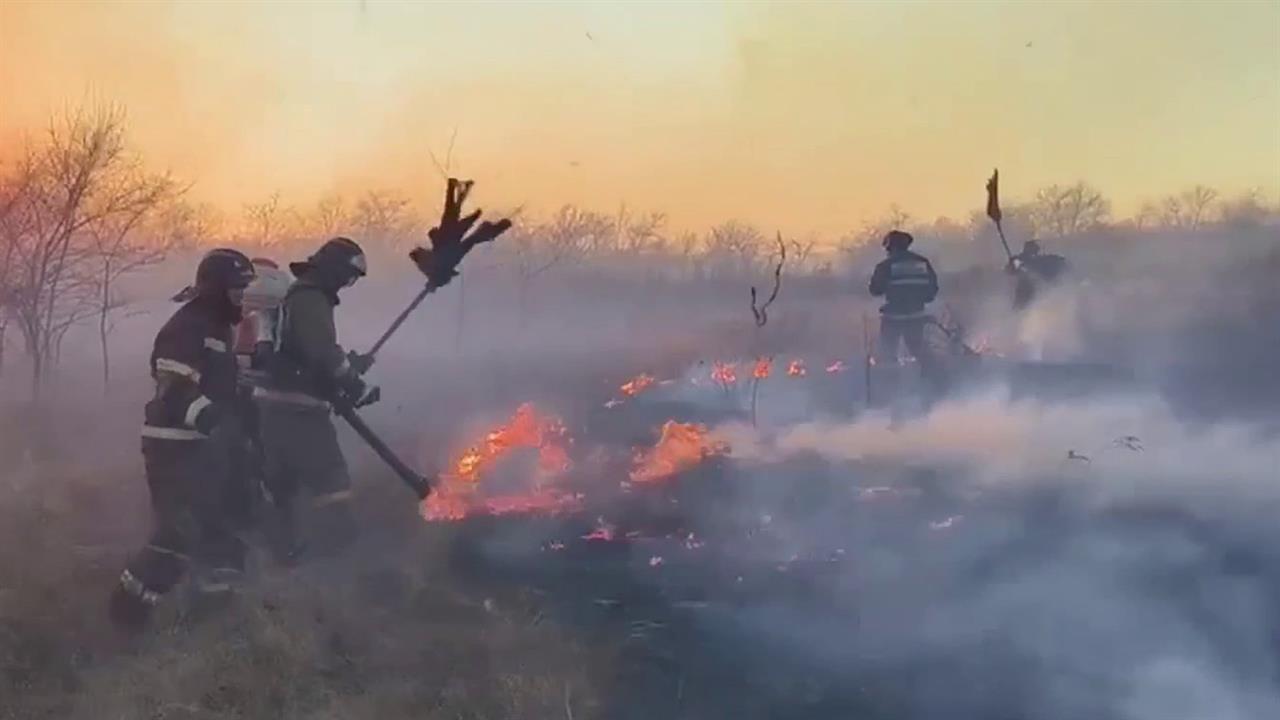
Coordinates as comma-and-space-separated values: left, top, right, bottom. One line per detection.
142, 296, 238, 441
258, 277, 353, 408
869, 249, 939, 320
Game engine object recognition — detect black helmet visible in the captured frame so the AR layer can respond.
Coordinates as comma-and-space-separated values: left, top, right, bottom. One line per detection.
173, 248, 255, 302
289, 237, 367, 286
1023, 240, 1042, 255
882, 230, 914, 251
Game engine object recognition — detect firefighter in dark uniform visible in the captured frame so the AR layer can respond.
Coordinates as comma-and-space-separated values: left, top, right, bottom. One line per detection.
256, 237, 371, 563
868, 230, 942, 388
108, 249, 256, 631
1007, 239, 1068, 310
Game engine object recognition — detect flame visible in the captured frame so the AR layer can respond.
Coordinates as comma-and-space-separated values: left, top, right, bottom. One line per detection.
711, 362, 738, 386
422, 403, 576, 521
786, 359, 807, 377
620, 373, 656, 397
630, 421, 729, 485
825, 360, 847, 373
752, 357, 772, 379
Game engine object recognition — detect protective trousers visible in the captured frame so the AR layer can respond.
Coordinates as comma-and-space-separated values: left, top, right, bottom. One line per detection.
258, 402, 356, 562
119, 440, 246, 606
878, 316, 945, 394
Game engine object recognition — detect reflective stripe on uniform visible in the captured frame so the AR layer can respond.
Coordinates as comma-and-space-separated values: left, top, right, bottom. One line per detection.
184, 395, 213, 428
141, 425, 207, 440
155, 358, 201, 382
145, 543, 191, 561
334, 356, 351, 377
204, 337, 228, 352
881, 311, 930, 321
313, 489, 353, 507
252, 386, 330, 409
887, 277, 933, 286
119, 569, 162, 605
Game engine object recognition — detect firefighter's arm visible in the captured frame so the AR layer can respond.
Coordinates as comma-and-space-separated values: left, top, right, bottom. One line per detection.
925, 260, 940, 302
869, 262, 888, 297
289, 289, 354, 383
150, 331, 222, 435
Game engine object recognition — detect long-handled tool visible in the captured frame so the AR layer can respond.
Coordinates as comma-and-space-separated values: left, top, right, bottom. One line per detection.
986, 169, 1014, 264
332, 391, 431, 499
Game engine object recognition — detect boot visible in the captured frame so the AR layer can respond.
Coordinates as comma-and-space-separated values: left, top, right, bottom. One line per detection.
108, 584, 153, 633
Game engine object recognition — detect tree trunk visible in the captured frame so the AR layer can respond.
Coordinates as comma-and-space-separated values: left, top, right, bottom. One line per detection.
100, 263, 111, 392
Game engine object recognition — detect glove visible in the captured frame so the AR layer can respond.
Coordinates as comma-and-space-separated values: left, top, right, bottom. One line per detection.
334, 373, 367, 406
347, 350, 374, 376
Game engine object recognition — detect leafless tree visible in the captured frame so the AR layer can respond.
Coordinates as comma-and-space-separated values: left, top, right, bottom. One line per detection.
349, 189, 420, 253
241, 192, 298, 253
1158, 185, 1219, 230
85, 168, 180, 390
311, 193, 349, 238
1029, 182, 1110, 237
704, 220, 766, 279
1, 105, 145, 393
1219, 188, 1274, 228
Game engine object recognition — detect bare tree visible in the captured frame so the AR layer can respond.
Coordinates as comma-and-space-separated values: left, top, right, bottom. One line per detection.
704, 220, 766, 279
1029, 182, 1110, 237
505, 205, 597, 312
1219, 189, 1274, 228
1157, 185, 1219, 230
2, 105, 144, 393
310, 193, 349, 238
349, 189, 419, 252
85, 168, 180, 390
241, 192, 298, 252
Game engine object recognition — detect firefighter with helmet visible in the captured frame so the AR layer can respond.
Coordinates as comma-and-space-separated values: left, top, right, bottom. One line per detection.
256, 237, 373, 564
868, 230, 943, 388
109, 248, 256, 631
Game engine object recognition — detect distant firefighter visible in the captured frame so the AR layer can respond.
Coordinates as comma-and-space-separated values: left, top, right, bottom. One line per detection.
868, 230, 943, 388
1007, 239, 1067, 310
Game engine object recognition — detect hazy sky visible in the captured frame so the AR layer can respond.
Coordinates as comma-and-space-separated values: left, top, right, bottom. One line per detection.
2, 0, 1277, 235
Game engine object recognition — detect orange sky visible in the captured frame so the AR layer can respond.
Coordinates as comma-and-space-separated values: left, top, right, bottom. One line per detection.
2, 1, 1277, 235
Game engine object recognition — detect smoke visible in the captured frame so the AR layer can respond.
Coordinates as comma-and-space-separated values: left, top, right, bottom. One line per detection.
694, 387, 1280, 719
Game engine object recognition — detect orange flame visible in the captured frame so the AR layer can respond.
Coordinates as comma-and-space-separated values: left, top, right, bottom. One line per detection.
752, 357, 772, 379
711, 362, 738, 386
620, 373, 656, 397
630, 421, 729, 485
787, 359, 807, 377
422, 403, 575, 521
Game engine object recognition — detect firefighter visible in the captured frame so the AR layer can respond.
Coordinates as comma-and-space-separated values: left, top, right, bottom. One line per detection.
256, 237, 372, 564
109, 248, 256, 631
1007, 239, 1068, 310
868, 230, 943, 387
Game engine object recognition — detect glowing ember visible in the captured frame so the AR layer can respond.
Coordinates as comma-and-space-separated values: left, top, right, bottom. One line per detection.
711, 362, 738, 386
649, 556, 664, 567
620, 373, 656, 397
603, 399, 623, 409
630, 420, 729, 485
825, 360, 848, 373
787, 359, 807, 377
683, 532, 705, 550
752, 357, 772, 380
422, 403, 575, 521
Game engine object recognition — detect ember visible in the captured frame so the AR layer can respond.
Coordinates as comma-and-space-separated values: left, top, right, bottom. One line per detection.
711, 362, 738, 387
752, 357, 773, 380
422, 403, 575, 521
786, 359, 807, 377
620, 373, 656, 397
583, 518, 616, 541
630, 420, 729, 485
825, 360, 848, 373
